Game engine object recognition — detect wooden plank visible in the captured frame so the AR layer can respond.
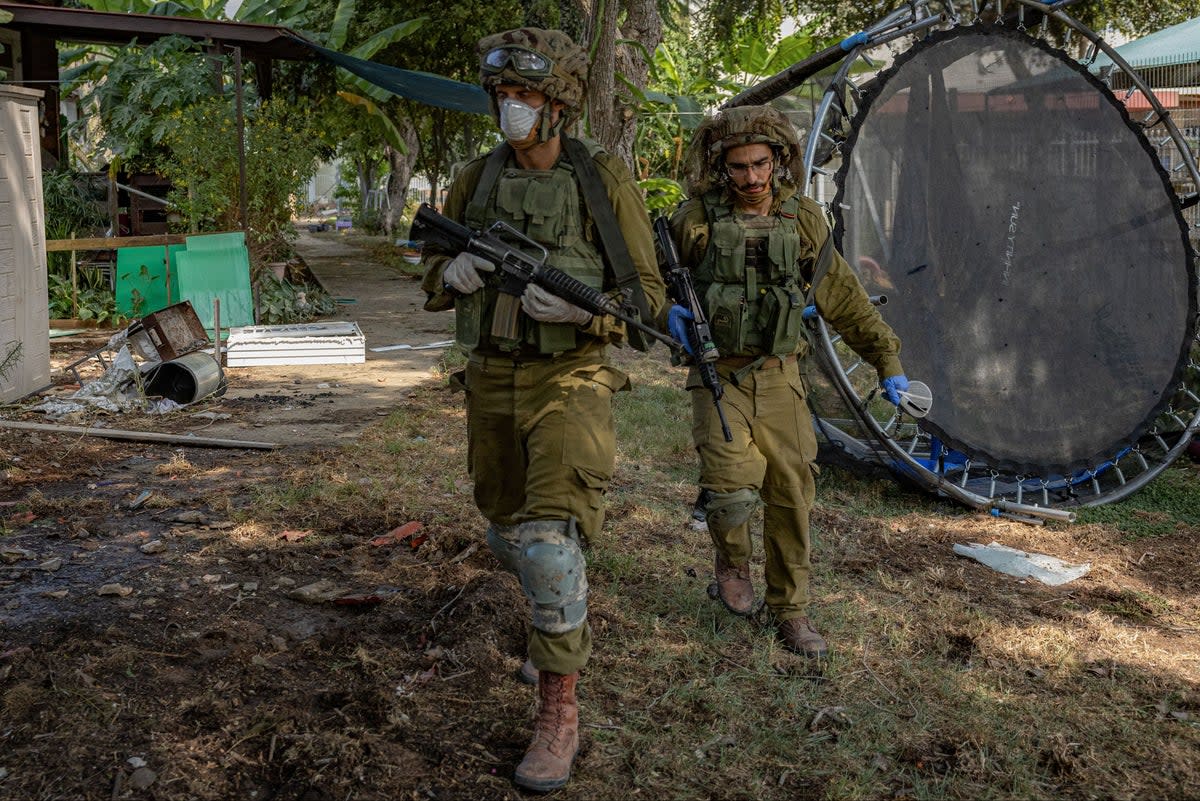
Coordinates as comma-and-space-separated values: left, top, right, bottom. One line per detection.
45, 234, 188, 252
0, 419, 278, 450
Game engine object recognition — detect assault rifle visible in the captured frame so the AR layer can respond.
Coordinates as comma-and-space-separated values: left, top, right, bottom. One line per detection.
412, 203, 676, 349
653, 216, 733, 442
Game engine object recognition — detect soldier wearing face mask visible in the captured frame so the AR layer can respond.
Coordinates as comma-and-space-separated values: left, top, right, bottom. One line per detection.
419, 27, 665, 793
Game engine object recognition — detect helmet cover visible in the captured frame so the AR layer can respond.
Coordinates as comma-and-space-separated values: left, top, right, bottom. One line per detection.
477, 28, 588, 111
684, 105, 805, 196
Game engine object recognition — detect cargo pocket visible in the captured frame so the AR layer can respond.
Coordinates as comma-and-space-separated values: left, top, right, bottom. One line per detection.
562, 364, 625, 479
709, 221, 746, 282
523, 181, 566, 246
573, 464, 609, 520
706, 283, 749, 354
788, 368, 818, 466
752, 286, 803, 356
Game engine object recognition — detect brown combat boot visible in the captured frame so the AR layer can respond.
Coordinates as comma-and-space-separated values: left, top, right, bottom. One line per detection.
777, 616, 829, 658
713, 552, 754, 616
514, 671, 579, 792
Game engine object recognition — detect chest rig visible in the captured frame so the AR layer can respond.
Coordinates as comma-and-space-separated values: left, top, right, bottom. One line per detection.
695, 192, 812, 358
455, 141, 607, 355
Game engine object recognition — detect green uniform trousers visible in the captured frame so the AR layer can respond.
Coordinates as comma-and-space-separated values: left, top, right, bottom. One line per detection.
462, 347, 628, 674
690, 358, 818, 622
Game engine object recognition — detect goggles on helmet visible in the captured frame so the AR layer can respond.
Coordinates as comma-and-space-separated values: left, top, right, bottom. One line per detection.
481, 46, 554, 78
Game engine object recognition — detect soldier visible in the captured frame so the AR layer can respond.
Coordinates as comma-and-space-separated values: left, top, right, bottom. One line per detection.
419, 27, 665, 792
665, 105, 908, 658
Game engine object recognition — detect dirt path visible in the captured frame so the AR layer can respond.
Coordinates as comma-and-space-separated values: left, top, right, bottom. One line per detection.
187, 231, 452, 448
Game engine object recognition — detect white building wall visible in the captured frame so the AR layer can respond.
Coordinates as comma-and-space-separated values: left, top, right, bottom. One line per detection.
307, 159, 342, 208
0, 86, 49, 402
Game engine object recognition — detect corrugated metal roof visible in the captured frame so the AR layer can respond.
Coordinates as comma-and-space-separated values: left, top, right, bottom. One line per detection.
1091, 16, 1200, 70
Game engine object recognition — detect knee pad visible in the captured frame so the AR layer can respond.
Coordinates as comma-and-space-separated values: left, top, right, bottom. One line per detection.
517, 519, 588, 634
705, 488, 760, 534
486, 523, 521, 574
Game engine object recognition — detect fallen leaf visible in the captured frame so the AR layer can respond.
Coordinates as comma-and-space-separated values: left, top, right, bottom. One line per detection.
280, 529, 313, 542
370, 521, 423, 547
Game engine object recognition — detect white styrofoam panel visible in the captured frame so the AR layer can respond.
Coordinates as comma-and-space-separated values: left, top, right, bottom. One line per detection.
226, 353, 366, 367
224, 321, 366, 367
228, 321, 363, 340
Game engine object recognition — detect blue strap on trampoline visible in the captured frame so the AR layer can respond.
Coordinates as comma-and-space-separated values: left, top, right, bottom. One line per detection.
840, 31, 870, 51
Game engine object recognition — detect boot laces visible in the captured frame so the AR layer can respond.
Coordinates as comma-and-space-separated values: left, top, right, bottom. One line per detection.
531, 683, 570, 752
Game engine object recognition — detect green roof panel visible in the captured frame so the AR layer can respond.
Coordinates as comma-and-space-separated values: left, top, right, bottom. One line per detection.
1090, 16, 1200, 71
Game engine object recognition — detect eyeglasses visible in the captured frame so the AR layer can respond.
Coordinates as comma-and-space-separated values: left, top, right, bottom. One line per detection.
725, 156, 775, 176
482, 46, 554, 78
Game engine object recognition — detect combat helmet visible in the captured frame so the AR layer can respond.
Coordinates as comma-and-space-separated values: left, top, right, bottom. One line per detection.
477, 28, 589, 142
683, 105, 804, 196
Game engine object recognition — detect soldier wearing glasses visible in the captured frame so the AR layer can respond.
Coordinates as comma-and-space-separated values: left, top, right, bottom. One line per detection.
419, 28, 664, 792
664, 105, 908, 658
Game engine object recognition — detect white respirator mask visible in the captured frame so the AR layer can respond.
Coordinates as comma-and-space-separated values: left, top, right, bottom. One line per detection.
498, 98, 544, 142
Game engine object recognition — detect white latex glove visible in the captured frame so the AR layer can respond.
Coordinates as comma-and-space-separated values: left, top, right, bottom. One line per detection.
442, 252, 495, 294
521, 284, 593, 326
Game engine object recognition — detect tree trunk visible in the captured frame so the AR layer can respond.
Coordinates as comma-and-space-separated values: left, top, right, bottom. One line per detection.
581, 0, 662, 172
356, 159, 374, 208
384, 116, 421, 237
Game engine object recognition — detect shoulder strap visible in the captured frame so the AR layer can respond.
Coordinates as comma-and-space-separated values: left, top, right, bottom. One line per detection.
804, 231, 835, 307
705, 192, 733, 222
465, 144, 511, 228
562, 136, 653, 351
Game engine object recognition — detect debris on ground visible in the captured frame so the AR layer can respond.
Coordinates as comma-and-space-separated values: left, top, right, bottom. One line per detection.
953, 541, 1091, 586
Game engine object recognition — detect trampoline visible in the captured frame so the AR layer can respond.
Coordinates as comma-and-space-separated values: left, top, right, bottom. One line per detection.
725, 0, 1200, 519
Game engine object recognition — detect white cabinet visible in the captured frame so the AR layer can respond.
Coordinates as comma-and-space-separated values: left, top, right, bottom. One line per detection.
0, 85, 49, 403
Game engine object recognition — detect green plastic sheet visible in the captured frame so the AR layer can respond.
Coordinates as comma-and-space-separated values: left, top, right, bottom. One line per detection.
114, 245, 184, 317
175, 234, 254, 331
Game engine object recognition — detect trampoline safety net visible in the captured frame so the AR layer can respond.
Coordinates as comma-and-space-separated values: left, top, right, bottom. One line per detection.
834, 25, 1198, 477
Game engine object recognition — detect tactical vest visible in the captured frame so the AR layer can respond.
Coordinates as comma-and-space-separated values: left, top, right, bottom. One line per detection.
696, 192, 810, 358
455, 141, 607, 355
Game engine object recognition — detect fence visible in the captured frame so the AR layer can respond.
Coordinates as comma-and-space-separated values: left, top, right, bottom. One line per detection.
1109, 61, 1200, 248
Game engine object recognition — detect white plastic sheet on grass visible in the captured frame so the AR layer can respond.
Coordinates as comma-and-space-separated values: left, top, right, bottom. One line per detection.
953, 541, 1091, 586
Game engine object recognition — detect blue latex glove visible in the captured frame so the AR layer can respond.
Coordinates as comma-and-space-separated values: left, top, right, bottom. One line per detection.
802, 304, 818, 320
668, 304, 695, 355
881, 374, 909, 406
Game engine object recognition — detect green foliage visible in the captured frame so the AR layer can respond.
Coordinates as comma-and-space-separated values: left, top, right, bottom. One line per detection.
352, 207, 385, 234
42, 169, 107, 242
86, 34, 227, 167
786, 0, 1198, 46
631, 22, 823, 183
41, 170, 109, 284
157, 96, 324, 257
639, 176, 686, 215
47, 273, 121, 325
352, 0, 528, 199
255, 273, 337, 324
